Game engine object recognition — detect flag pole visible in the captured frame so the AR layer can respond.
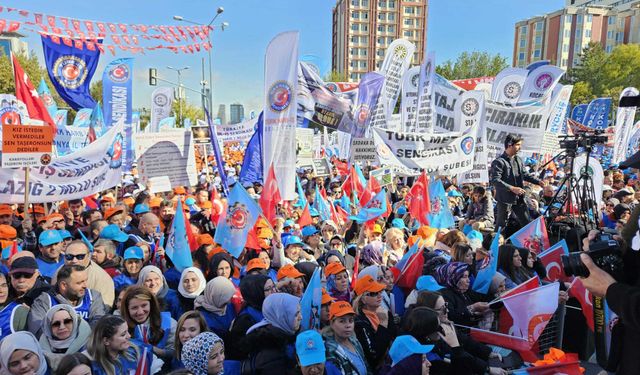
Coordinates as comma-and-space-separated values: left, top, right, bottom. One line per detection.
23, 166, 30, 220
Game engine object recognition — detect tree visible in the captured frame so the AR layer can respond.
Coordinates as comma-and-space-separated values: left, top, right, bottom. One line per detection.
566, 42, 608, 94
90, 80, 103, 104
570, 81, 595, 106
436, 51, 509, 80
171, 98, 204, 127
324, 70, 347, 82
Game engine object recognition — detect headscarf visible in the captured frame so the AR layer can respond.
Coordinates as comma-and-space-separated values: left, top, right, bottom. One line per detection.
321, 249, 346, 266
294, 262, 318, 285
194, 276, 236, 314
326, 272, 351, 303
209, 252, 234, 280
136, 265, 169, 298
358, 265, 381, 281
181, 332, 224, 375
0, 331, 48, 375
361, 240, 384, 266
41, 305, 85, 351
177, 267, 207, 299
246, 293, 300, 335
434, 262, 470, 291
489, 273, 507, 296
239, 274, 270, 310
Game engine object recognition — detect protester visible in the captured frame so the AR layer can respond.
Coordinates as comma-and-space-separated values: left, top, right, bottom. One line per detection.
434, 262, 490, 328
323, 301, 371, 375
176, 267, 207, 312
194, 276, 236, 340
39, 305, 91, 371
136, 265, 182, 320
181, 332, 225, 375
173, 311, 208, 370
0, 331, 50, 375
55, 353, 92, 375
0, 271, 29, 340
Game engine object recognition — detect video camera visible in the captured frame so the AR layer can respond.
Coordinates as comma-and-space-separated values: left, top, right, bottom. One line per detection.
561, 229, 625, 281
558, 131, 608, 152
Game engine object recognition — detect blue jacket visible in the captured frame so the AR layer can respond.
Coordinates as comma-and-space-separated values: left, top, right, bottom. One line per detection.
161, 289, 184, 321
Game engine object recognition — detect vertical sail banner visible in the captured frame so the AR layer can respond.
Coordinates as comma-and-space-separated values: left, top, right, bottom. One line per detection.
491, 67, 528, 105
103, 58, 133, 170
370, 39, 415, 130
263, 31, 299, 200
613, 87, 640, 165
547, 84, 573, 134
350, 72, 385, 138
150, 87, 174, 132
518, 65, 564, 104
400, 66, 420, 132
414, 52, 435, 133
433, 74, 465, 133
457, 91, 488, 184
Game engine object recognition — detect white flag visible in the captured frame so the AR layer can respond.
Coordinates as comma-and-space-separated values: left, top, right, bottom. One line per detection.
518, 65, 564, 104
491, 67, 528, 104
613, 87, 640, 165
502, 283, 559, 342
150, 87, 174, 132
400, 66, 420, 132
414, 52, 436, 133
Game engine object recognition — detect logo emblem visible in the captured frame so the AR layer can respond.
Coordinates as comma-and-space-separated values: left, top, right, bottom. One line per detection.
107, 133, 123, 169
53, 56, 88, 89
0, 107, 21, 126
355, 104, 369, 126
460, 136, 475, 155
40, 153, 52, 165
108, 63, 130, 83
394, 45, 408, 59
325, 83, 338, 92
503, 82, 521, 99
430, 197, 443, 215
411, 73, 420, 88
376, 142, 392, 159
461, 98, 479, 117
41, 91, 55, 107
227, 202, 249, 230
534, 73, 554, 90
523, 235, 543, 254
269, 81, 292, 112
154, 93, 169, 107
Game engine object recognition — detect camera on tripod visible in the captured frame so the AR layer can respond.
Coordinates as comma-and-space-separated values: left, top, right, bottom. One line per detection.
558, 131, 608, 151
562, 230, 625, 281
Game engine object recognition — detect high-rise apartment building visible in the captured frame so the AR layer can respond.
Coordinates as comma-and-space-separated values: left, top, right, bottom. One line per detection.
513, 0, 640, 69
332, 0, 429, 82
217, 104, 226, 125
229, 103, 244, 124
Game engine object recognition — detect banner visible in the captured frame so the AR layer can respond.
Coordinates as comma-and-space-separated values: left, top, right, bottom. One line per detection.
216, 118, 257, 145
0, 122, 123, 203
102, 58, 133, 170
518, 65, 564, 104
150, 87, 174, 132
491, 67, 528, 104
457, 91, 488, 183
296, 128, 314, 165
572, 155, 604, 206
41, 34, 100, 110
546, 84, 573, 134
37, 78, 58, 118
370, 39, 415, 130
73, 108, 92, 127
583, 97, 611, 129
54, 126, 89, 156
350, 72, 384, 138
263, 31, 298, 200
483, 100, 550, 161
432, 74, 465, 132
414, 53, 435, 133
571, 104, 588, 123
613, 87, 639, 165
372, 123, 479, 176
53, 109, 68, 127
134, 130, 197, 193
350, 137, 379, 166
400, 66, 420, 132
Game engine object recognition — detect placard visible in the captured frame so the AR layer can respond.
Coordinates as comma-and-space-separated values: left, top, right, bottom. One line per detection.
1, 125, 53, 168
312, 158, 331, 177
350, 137, 379, 165
370, 167, 394, 186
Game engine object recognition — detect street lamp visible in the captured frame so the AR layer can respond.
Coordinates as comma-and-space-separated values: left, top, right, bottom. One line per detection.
167, 65, 189, 125
173, 7, 226, 119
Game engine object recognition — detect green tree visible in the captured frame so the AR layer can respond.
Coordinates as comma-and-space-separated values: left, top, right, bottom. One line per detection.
566, 42, 608, 94
171, 98, 204, 127
436, 51, 509, 80
569, 81, 595, 106
324, 70, 347, 82
90, 80, 103, 104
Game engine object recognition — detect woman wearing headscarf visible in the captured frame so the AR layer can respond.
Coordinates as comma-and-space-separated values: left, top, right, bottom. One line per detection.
0, 331, 50, 375
136, 265, 183, 320
358, 265, 401, 318
39, 305, 91, 371
181, 332, 225, 375
325, 262, 352, 303
208, 252, 243, 313
516, 247, 547, 281
243, 293, 302, 375
176, 267, 207, 313
435, 262, 491, 328
227, 274, 275, 360
195, 276, 237, 341
0, 272, 29, 340
361, 241, 384, 268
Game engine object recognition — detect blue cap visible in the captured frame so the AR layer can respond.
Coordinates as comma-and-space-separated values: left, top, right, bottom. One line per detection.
467, 230, 483, 242
295, 330, 326, 367
416, 275, 444, 292
39, 230, 63, 247
133, 204, 150, 214
391, 218, 407, 230
59, 230, 73, 240
283, 219, 295, 228
301, 225, 319, 237
396, 206, 407, 215
2, 244, 22, 260
284, 235, 304, 248
184, 197, 196, 206
309, 207, 320, 217
123, 246, 144, 260
389, 335, 434, 366
447, 190, 463, 197
99, 224, 129, 243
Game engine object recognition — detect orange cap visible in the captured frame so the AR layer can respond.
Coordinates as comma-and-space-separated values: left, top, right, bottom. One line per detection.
100, 196, 115, 203
149, 197, 163, 208
59, 202, 69, 210
321, 288, 335, 305
48, 213, 64, 221
329, 301, 355, 320
324, 262, 346, 276
201, 201, 213, 209
29, 206, 45, 215
354, 275, 386, 296
197, 234, 214, 246
104, 207, 124, 220
0, 225, 17, 240
123, 197, 135, 208
277, 264, 305, 281
0, 204, 12, 216
246, 258, 267, 272
174, 186, 187, 195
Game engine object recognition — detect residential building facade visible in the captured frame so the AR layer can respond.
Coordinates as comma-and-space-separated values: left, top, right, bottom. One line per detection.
229, 103, 244, 124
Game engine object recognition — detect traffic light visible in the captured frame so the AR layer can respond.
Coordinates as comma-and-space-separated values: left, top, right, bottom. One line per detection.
149, 68, 157, 86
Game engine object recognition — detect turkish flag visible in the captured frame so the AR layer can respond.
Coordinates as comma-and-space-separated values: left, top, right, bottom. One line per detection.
469, 327, 538, 363
498, 276, 541, 334
568, 278, 594, 331
298, 203, 313, 227
12, 54, 55, 131
538, 243, 570, 282
407, 170, 431, 225
259, 164, 282, 225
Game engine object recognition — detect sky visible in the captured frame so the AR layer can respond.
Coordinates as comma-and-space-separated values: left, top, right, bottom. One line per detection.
2, 0, 564, 117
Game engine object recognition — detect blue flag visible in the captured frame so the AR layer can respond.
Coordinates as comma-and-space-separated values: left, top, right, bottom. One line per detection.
73, 108, 93, 127
90, 103, 105, 138
239, 112, 264, 185
214, 184, 261, 257
426, 180, 455, 229
583, 97, 611, 130
313, 187, 331, 222
102, 58, 133, 171
293, 175, 308, 208
300, 267, 322, 331
354, 164, 367, 188
165, 199, 193, 272
473, 228, 501, 294
571, 104, 588, 123
349, 188, 387, 223
54, 109, 68, 127
205, 107, 229, 196
157, 116, 176, 130
41, 35, 99, 110
396, 240, 420, 272
348, 72, 384, 137
37, 78, 58, 118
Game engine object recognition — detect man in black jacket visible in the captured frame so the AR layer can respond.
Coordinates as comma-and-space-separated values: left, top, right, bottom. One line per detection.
490, 134, 545, 230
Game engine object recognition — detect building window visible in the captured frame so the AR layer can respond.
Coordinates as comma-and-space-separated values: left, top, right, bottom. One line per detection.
362, 12, 369, 19
351, 24, 359, 31
577, 14, 583, 23
606, 45, 613, 53
352, 0, 359, 6
587, 14, 592, 22
378, 0, 386, 7
351, 36, 358, 43
388, 13, 395, 21
387, 25, 395, 32
520, 39, 526, 48
562, 58, 568, 66
564, 29, 570, 38
377, 49, 384, 56
388, 0, 395, 8
377, 37, 384, 44
576, 29, 581, 37
608, 30, 614, 39
378, 12, 385, 21
608, 16, 615, 25
519, 52, 525, 60
536, 22, 543, 30
360, 49, 367, 56
585, 29, 591, 38
404, 30, 413, 37
404, 18, 413, 26
352, 11, 359, 19
534, 50, 541, 58
362, 24, 368, 31
378, 25, 385, 32
535, 35, 542, 44
404, 6, 415, 14
362, 0, 368, 6
563, 44, 569, 52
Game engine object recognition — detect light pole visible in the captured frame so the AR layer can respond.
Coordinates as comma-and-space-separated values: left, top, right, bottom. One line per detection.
173, 7, 227, 117
167, 65, 189, 126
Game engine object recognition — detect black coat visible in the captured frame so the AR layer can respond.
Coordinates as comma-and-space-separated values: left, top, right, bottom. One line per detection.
242, 325, 298, 375
490, 152, 541, 204
354, 310, 397, 371
440, 287, 487, 328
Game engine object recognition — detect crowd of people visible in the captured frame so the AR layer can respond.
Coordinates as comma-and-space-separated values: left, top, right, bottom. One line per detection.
0, 136, 638, 375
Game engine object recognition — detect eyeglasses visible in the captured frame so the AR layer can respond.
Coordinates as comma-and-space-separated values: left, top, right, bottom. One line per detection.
366, 291, 382, 297
263, 285, 277, 292
51, 318, 73, 328
434, 302, 449, 312
64, 253, 87, 261
11, 272, 34, 280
